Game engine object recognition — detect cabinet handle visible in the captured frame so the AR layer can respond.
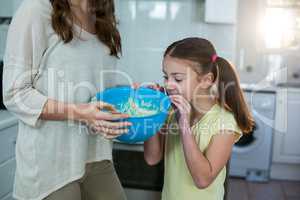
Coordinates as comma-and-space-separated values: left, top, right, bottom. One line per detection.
292, 72, 299, 79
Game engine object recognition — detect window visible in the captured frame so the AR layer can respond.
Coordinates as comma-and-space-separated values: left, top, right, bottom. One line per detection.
261, 0, 300, 49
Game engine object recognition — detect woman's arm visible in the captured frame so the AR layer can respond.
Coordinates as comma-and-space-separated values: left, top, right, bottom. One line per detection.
39, 99, 72, 121
144, 130, 165, 165
180, 128, 236, 189
39, 99, 131, 139
40, 98, 126, 121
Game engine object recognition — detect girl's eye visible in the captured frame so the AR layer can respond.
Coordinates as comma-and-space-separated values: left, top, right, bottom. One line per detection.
175, 78, 183, 82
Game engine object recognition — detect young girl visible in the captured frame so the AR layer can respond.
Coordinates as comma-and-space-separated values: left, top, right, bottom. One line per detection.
144, 37, 254, 200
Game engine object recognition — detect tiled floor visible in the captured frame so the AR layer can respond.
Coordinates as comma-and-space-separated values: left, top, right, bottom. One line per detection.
227, 178, 300, 200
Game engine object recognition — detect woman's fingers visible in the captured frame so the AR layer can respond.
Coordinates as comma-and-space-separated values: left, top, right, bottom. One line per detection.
91, 120, 131, 138
96, 120, 132, 129
132, 82, 163, 91
146, 83, 160, 90
94, 126, 129, 137
132, 83, 140, 89
95, 112, 130, 120
95, 101, 117, 112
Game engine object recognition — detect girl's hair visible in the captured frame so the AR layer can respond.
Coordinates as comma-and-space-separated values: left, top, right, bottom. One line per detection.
164, 37, 254, 133
49, 0, 121, 58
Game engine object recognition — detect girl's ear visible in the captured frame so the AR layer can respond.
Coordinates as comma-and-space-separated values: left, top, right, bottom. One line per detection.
197, 72, 214, 89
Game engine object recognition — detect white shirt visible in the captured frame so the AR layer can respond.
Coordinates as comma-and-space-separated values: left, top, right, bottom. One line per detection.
2, 0, 118, 199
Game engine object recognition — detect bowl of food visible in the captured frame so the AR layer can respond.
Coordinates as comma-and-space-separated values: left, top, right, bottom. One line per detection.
96, 86, 171, 143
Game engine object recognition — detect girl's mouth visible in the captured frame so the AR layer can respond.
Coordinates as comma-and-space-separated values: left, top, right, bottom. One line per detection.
166, 90, 179, 96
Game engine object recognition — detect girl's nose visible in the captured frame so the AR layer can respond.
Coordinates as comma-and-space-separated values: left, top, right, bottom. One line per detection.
165, 81, 179, 95
165, 81, 176, 90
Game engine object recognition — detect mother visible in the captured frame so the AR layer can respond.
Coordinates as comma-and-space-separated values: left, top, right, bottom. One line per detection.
3, 0, 130, 199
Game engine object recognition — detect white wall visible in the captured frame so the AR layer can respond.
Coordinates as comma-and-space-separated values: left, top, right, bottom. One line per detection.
0, 0, 239, 85
114, 0, 237, 85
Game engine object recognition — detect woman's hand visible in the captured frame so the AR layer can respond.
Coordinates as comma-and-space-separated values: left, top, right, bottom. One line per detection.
169, 95, 191, 132
132, 83, 165, 92
71, 101, 132, 139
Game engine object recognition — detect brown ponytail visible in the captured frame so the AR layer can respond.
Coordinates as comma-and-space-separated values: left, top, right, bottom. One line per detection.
215, 57, 254, 133
164, 37, 254, 133
49, 0, 121, 58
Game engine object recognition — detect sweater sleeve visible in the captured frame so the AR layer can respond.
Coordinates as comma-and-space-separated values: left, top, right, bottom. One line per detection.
2, 0, 49, 127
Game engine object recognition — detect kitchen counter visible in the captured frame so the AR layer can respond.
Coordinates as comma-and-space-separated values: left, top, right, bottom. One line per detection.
241, 83, 277, 93
113, 141, 144, 152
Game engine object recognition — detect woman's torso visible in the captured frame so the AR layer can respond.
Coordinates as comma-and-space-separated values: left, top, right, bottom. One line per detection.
12, 0, 117, 199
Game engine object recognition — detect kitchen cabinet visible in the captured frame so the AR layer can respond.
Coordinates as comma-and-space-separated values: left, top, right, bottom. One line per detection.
0, 0, 23, 17
235, 0, 267, 83
0, 1, 14, 18
273, 88, 300, 164
0, 24, 9, 60
0, 111, 18, 200
204, 0, 238, 24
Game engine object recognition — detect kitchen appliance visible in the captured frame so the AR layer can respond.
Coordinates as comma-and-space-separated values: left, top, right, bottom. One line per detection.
273, 48, 300, 87
113, 142, 162, 200
229, 88, 276, 181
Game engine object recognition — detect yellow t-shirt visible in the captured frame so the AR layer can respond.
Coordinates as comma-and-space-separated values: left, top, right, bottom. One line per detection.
162, 104, 242, 200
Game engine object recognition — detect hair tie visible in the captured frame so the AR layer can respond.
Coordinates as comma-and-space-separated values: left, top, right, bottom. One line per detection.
211, 54, 218, 63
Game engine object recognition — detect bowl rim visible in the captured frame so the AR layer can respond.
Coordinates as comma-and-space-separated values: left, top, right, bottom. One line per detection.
96, 85, 171, 119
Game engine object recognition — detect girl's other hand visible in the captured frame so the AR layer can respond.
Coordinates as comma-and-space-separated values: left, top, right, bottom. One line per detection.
72, 101, 132, 139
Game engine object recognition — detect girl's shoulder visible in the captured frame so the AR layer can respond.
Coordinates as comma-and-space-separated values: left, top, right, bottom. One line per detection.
193, 104, 242, 136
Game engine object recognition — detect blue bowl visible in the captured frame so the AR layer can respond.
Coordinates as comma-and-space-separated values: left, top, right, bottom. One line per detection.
96, 86, 171, 144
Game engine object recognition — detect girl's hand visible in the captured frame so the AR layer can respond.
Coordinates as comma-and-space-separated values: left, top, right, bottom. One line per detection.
169, 95, 191, 131
72, 101, 132, 139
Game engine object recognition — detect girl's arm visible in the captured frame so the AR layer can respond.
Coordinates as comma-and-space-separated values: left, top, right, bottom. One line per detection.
169, 95, 237, 189
144, 128, 165, 165
180, 128, 236, 189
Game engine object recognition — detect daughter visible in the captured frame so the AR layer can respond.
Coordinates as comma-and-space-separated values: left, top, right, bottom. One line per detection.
144, 37, 254, 200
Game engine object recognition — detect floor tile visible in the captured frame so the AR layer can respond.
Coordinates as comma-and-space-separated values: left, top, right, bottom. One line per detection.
281, 181, 300, 198
227, 178, 248, 200
247, 181, 285, 200
286, 197, 300, 200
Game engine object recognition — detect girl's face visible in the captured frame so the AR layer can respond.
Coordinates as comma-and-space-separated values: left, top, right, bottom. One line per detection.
162, 56, 202, 102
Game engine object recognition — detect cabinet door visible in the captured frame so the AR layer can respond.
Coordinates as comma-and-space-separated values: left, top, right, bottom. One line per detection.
0, 0, 23, 17
235, 0, 267, 83
0, 158, 16, 199
273, 88, 300, 164
205, 0, 237, 24
1, 193, 13, 200
0, 121, 18, 199
13, 0, 24, 14
0, 25, 9, 60
0, 0, 14, 17
0, 125, 18, 164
